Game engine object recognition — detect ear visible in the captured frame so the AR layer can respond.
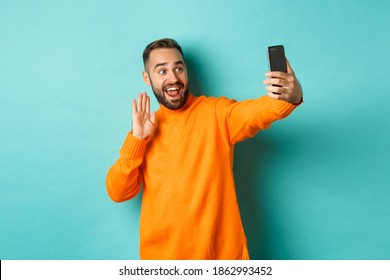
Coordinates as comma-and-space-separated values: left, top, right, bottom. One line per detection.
142, 71, 151, 86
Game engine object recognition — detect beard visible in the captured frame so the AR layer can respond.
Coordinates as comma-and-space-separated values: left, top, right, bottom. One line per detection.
150, 80, 189, 110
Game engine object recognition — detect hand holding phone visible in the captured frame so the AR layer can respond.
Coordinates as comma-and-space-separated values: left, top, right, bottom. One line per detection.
264, 45, 303, 104
267, 45, 287, 95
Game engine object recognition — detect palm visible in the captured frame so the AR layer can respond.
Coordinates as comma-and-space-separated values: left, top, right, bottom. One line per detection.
132, 93, 156, 140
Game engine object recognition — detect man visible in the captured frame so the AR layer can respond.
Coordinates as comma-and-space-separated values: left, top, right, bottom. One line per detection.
106, 38, 303, 260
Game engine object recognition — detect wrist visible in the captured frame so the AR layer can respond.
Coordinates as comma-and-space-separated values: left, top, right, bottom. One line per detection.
131, 131, 144, 140
292, 94, 303, 105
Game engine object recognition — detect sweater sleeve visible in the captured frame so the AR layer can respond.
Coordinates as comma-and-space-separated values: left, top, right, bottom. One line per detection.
106, 132, 147, 202
216, 95, 300, 145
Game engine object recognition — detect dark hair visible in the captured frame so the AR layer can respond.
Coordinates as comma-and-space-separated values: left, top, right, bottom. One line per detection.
142, 38, 184, 68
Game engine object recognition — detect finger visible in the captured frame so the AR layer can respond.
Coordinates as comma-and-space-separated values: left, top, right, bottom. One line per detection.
150, 111, 156, 125
141, 92, 147, 112
132, 99, 138, 114
266, 85, 285, 95
146, 95, 150, 114
137, 93, 143, 112
286, 59, 295, 75
267, 91, 282, 100
266, 70, 296, 85
263, 78, 289, 87
266, 71, 289, 79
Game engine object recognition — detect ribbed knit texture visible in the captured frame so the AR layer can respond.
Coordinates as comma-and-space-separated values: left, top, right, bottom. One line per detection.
106, 94, 299, 259
120, 132, 148, 159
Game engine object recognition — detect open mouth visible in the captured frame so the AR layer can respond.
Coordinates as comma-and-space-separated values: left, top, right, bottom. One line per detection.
165, 86, 181, 98
164, 82, 184, 99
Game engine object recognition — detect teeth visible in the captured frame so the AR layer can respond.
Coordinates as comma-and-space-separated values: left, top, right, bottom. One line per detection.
167, 87, 179, 91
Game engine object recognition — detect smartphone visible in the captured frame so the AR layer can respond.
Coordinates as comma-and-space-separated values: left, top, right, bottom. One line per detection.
268, 45, 287, 72
267, 45, 287, 94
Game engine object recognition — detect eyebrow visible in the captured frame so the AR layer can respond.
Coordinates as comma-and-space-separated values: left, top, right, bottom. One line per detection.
154, 60, 185, 71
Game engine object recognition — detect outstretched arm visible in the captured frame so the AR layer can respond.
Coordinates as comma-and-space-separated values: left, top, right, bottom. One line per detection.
216, 59, 303, 145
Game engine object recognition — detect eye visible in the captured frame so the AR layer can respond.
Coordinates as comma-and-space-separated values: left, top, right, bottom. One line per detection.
158, 69, 167, 75
175, 67, 184, 73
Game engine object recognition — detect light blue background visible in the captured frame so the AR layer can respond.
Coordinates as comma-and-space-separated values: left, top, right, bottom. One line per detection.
1, 0, 389, 259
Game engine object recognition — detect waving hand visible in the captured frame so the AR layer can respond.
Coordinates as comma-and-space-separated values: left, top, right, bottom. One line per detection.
131, 92, 156, 140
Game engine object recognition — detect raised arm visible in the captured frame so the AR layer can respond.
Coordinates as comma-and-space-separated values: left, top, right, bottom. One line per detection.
106, 93, 156, 202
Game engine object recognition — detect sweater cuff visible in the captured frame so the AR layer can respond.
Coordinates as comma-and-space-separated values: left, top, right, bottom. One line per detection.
120, 132, 148, 159
272, 99, 301, 118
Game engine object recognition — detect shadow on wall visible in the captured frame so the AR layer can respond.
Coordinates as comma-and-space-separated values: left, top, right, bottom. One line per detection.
234, 136, 277, 260
185, 51, 213, 97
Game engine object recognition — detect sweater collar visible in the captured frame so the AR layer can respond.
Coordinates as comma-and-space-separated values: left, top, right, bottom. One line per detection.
157, 93, 196, 121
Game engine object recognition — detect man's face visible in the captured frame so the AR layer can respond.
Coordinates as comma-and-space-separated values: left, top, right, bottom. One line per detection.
143, 48, 189, 110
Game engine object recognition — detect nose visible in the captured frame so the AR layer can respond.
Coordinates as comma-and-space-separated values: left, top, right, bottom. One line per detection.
167, 69, 179, 82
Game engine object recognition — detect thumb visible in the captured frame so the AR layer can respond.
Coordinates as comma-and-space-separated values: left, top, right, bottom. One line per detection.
286, 59, 295, 75
150, 111, 156, 125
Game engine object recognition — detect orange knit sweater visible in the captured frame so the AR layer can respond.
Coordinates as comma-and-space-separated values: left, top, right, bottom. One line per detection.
106, 94, 299, 260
